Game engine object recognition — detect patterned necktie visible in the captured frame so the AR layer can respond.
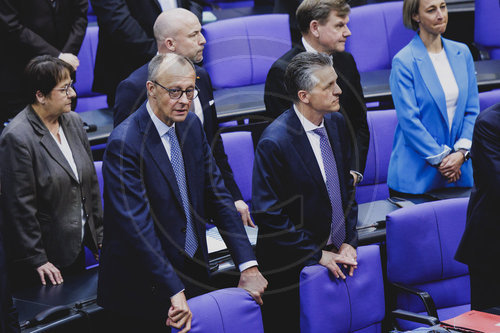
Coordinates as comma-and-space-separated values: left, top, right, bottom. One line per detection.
313, 127, 346, 250
166, 127, 198, 257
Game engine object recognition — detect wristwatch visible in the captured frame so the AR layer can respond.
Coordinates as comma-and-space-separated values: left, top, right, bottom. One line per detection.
458, 149, 470, 161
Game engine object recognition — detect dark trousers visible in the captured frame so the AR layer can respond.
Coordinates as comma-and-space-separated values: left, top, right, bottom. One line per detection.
469, 265, 500, 311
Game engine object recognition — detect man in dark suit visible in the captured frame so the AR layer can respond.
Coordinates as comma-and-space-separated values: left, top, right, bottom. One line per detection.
98, 53, 267, 332
90, 0, 203, 107
456, 103, 500, 311
0, 0, 87, 126
264, 0, 369, 178
253, 52, 358, 333
114, 8, 254, 226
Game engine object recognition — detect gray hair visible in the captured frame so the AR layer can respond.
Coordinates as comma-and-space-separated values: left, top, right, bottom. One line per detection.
284, 52, 333, 103
297, 0, 351, 34
147, 53, 195, 82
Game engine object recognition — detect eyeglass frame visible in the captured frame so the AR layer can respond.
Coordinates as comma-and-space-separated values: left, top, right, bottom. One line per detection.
152, 80, 199, 100
52, 80, 74, 97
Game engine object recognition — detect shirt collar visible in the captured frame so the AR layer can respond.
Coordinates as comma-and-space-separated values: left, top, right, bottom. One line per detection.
146, 101, 175, 137
302, 37, 318, 54
293, 105, 325, 133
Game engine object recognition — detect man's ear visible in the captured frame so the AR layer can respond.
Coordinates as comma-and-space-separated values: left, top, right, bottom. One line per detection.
165, 37, 176, 52
146, 81, 156, 99
298, 90, 309, 104
310, 20, 320, 38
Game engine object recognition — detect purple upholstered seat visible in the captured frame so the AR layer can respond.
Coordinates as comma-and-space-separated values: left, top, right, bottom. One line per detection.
475, 0, 500, 59
172, 288, 264, 333
300, 245, 385, 333
220, 131, 254, 206
356, 110, 398, 204
346, 1, 414, 72
74, 25, 108, 113
386, 198, 470, 331
202, 14, 291, 89
479, 89, 500, 112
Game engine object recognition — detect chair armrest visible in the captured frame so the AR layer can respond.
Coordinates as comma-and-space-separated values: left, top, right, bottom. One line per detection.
472, 42, 491, 60
391, 282, 438, 319
391, 309, 440, 327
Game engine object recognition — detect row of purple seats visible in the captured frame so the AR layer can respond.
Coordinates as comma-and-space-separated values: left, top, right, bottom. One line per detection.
474, 0, 500, 60
345, 1, 414, 73
74, 25, 108, 113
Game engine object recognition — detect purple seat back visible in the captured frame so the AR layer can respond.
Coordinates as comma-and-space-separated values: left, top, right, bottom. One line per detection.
479, 89, 500, 112
356, 110, 397, 204
75, 25, 108, 112
172, 288, 264, 333
475, 0, 500, 59
202, 14, 291, 88
300, 245, 385, 333
386, 198, 470, 329
345, 1, 414, 72
221, 131, 254, 205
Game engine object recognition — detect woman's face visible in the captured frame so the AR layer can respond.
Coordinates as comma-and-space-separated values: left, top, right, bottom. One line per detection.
414, 0, 448, 37
44, 74, 76, 115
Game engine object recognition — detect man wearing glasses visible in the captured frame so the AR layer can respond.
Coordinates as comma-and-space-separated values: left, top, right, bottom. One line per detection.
98, 53, 267, 332
114, 8, 255, 227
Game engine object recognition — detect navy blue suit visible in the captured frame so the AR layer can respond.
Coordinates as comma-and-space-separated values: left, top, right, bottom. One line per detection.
97, 106, 255, 321
113, 64, 243, 201
456, 103, 500, 310
252, 108, 358, 332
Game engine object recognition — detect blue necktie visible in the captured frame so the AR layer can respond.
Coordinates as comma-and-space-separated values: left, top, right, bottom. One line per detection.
166, 128, 198, 257
313, 127, 346, 250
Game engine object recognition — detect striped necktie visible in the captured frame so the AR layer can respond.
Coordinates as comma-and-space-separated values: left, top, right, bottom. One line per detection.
166, 127, 198, 257
313, 127, 345, 250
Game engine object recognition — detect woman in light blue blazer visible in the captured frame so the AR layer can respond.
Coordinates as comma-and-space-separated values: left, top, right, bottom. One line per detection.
387, 0, 479, 196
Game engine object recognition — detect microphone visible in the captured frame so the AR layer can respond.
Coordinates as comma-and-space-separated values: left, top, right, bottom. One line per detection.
83, 122, 97, 133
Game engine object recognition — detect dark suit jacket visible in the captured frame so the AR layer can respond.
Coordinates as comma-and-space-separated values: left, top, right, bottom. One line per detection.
113, 63, 243, 201
0, 0, 88, 120
252, 108, 358, 281
264, 44, 370, 173
0, 107, 103, 271
456, 103, 500, 267
98, 106, 255, 320
90, 0, 203, 99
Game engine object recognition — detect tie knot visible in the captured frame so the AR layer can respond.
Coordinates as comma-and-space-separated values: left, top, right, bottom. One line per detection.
166, 127, 176, 139
313, 127, 327, 138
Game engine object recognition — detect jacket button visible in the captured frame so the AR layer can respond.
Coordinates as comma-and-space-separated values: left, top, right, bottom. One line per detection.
82, 197, 86, 204
181, 227, 186, 233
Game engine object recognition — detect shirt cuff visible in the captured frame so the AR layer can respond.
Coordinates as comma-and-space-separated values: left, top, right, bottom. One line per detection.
170, 288, 185, 299
350, 170, 363, 185
238, 260, 258, 272
453, 138, 472, 151
425, 145, 451, 166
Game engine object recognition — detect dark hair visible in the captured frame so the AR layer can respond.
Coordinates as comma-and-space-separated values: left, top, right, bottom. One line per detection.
24, 55, 73, 104
403, 0, 421, 30
297, 0, 351, 34
284, 52, 333, 103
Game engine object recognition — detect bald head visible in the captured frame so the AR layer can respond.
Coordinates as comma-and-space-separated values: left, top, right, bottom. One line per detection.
154, 8, 206, 63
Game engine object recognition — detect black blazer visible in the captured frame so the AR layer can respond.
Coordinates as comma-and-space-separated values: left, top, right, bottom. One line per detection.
264, 44, 370, 173
456, 103, 500, 267
252, 109, 358, 277
90, 0, 203, 99
113, 63, 243, 201
98, 107, 255, 320
0, 107, 103, 271
0, 0, 88, 120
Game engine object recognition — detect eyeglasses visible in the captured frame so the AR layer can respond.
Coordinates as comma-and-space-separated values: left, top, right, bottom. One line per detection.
153, 81, 199, 100
53, 80, 74, 97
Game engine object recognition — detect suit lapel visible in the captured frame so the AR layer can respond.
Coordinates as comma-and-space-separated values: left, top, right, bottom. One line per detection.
444, 38, 468, 140
27, 108, 79, 183
138, 106, 184, 209
195, 67, 212, 136
287, 111, 330, 197
412, 35, 449, 126
60, 115, 86, 182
